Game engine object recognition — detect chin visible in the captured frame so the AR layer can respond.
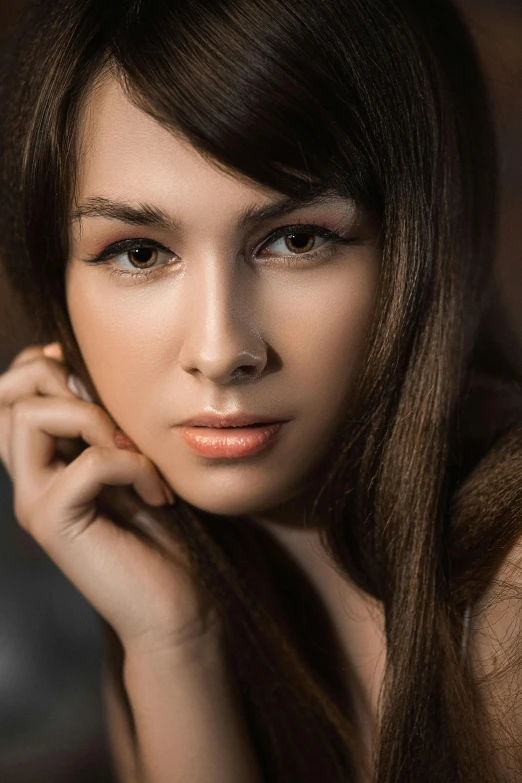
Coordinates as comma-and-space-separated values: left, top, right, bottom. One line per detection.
173, 482, 302, 519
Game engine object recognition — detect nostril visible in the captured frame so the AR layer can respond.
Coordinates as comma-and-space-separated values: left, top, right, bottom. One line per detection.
231, 366, 256, 382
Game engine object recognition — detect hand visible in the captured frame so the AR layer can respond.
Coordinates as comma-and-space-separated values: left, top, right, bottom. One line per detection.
0, 343, 219, 656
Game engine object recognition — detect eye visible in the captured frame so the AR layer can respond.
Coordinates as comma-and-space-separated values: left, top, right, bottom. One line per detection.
256, 223, 351, 265
112, 242, 176, 271
264, 232, 326, 255
84, 238, 178, 280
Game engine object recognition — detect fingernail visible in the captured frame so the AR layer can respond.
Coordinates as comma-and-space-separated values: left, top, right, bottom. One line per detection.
67, 374, 94, 403
43, 342, 63, 359
114, 429, 140, 452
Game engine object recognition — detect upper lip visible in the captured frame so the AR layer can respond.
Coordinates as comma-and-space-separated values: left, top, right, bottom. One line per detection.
179, 412, 288, 428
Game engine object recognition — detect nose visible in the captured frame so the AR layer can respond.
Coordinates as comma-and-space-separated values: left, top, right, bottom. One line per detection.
178, 260, 268, 385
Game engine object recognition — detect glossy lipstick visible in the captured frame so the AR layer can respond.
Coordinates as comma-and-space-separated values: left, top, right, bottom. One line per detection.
178, 422, 284, 458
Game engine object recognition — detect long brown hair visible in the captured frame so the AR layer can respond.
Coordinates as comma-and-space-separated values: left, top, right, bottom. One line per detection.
1, 0, 522, 779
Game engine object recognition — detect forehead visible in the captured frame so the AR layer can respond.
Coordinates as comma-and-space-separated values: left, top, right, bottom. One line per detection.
75, 74, 271, 211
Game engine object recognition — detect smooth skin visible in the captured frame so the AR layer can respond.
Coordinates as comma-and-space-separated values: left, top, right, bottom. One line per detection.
0, 345, 263, 780
66, 75, 381, 524
0, 342, 216, 654
0, 70, 381, 650
0, 72, 382, 781
1, 71, 517, 781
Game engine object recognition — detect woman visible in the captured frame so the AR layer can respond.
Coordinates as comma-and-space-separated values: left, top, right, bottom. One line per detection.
0, 0, 521, 780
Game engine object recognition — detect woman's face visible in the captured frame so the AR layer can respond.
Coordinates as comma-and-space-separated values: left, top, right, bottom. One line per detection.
66, 75, 380, 521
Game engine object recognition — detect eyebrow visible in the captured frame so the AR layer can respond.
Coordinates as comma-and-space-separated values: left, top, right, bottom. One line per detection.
70, 189, 343, 233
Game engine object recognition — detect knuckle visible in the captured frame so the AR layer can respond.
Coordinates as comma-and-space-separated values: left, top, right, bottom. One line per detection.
31, 356, 69, 390
78, 445, 108, 471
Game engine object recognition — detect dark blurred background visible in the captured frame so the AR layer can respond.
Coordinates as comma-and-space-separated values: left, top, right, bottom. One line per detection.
0, 0, 521, 781
0, 5, 115, 781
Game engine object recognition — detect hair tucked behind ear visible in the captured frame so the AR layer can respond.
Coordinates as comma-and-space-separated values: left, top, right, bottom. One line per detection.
1, 0, 522, 780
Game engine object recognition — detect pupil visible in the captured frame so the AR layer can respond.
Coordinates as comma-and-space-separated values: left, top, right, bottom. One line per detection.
131, 247, 155, 265
287, 233, 314, 252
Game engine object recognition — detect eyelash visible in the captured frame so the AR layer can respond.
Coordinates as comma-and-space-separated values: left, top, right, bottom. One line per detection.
85, 221, 359, 282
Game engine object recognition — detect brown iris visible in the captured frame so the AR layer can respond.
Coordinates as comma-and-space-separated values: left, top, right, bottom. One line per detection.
284, 233, 315, 253
129, 247, 158, 267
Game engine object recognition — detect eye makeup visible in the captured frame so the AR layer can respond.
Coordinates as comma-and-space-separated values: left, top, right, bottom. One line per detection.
79, 216, 365, 282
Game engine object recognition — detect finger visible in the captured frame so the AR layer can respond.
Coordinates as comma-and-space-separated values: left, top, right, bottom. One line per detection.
0, 359, 79, 472
38, 447, 169, 540
0, 355, 77, 407
8, 344, 60, 370
42, 343, 64, 362
10, 396, 117, 492
66, 374, 94, 403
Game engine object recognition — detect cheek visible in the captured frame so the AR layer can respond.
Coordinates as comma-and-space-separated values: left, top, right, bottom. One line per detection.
277, 261, 378, 416
66, 274, 161, 418
66, 255, 377, 438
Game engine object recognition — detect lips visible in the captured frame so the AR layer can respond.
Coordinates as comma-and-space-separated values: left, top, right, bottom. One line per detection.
192, 422, 268, 428
179, 414, 287, 428
194, 423, 266, 428
178, 421, 286, 458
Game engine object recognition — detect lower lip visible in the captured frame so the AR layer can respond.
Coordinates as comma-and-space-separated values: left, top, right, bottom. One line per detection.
178, 423, 285, 458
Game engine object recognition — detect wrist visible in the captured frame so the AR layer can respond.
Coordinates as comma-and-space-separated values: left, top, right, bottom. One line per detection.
121, 617, 263, 783
122, 613, 225, 674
